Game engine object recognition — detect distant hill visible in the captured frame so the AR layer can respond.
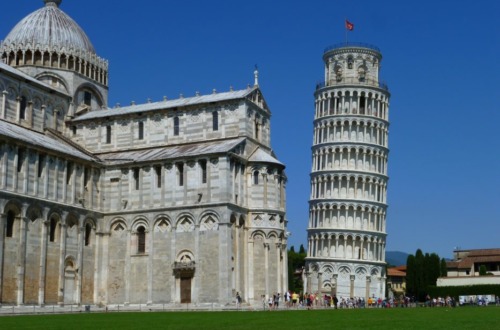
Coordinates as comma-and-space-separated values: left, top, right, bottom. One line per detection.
386, 251, 409, 266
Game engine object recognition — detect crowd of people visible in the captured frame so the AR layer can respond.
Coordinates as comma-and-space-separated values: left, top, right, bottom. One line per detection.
253, 292, 500, 310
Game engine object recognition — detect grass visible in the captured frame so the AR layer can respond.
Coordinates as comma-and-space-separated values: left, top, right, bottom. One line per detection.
0, 307, 499, 330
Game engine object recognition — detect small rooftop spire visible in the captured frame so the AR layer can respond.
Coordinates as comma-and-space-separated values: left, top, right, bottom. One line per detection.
254, 65, 259, 86
44, 0, 62, 7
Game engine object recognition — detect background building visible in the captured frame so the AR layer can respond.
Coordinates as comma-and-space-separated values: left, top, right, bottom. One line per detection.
0, 0, 287, 306
438, 248, 500, 287
304, 42, 390, 300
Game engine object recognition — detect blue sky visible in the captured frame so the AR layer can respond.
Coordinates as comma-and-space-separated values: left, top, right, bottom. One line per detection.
2, 0, 499, 259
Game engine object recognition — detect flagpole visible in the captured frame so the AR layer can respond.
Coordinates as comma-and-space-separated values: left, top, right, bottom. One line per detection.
345, 18, 348, 45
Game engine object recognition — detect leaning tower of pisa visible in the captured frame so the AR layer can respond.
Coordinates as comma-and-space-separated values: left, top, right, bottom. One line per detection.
304, 43, 391, 301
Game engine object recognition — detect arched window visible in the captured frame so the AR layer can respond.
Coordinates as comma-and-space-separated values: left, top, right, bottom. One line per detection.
254, 119, 260, 140
347, 57, 354, 69
49, 218, 58, 242
173, 116, 180, 136
133, 168, 140, 190
20, 96, 27, 120
106, 125, 112, 144
253, 171, 259, 185
6, 211, 15, 238
177, 163, 184, 186
212, 111, 219, 131
199, 160, 207, 184
85, 223, 92, 246
84, 91, 92, 106
17, 148, 25, 173
137, 226, 146, 253
138, 121, 144, 140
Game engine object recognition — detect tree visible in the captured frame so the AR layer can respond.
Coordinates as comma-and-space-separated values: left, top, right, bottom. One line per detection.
414, 249, 425, 301
406, 249, 444, 302
440, 258, 448, 277
479, 265, 487, 276
406, 254, 416, 298
288, 245, 306, 292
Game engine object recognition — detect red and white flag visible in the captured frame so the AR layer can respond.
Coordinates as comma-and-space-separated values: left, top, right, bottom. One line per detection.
345, 20, 354, 31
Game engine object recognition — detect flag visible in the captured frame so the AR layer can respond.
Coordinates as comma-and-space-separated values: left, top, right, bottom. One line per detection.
345, 20, 354, 31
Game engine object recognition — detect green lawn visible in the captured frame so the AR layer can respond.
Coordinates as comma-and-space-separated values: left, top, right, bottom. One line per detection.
1, 307, 499, 330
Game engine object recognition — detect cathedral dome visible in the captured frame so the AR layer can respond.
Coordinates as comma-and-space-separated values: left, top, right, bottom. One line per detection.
2, 0, 95, 55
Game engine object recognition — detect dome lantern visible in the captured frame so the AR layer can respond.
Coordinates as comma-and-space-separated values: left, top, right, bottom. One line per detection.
44, 0, 62, 7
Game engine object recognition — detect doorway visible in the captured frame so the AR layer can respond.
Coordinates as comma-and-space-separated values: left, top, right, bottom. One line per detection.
180, 277, 192, 303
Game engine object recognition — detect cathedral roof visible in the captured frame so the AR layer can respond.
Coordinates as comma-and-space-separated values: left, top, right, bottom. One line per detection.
73, 87, 258, 122
248, 147, 284, 166
1, 1, 96, 55
0, 119, 98, 162
98, 137, 246, 165
0, 61, 69, 96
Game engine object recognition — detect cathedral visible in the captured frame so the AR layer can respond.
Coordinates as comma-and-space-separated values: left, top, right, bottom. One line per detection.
0, 1, 288, 306
304, 42, 390, 300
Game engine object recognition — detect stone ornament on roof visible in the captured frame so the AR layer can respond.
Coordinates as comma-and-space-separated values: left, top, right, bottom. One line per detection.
44, 0, 62, 7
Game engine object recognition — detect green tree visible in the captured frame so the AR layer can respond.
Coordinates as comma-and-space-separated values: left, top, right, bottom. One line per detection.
414, 249, 425, 301
479, 265, 487, 276
288, 245, 306, 292
406, 249, 444, 302
440, 258, 448, 277
406, 254, 416, 298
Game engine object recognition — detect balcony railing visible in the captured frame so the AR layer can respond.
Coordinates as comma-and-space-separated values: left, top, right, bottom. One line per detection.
316, 77, 388, 91
173, 261, 196, 270
324, 42, 381, 53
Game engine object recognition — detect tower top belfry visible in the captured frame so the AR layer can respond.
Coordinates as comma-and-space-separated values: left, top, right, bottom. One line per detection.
320, 43, 387, 93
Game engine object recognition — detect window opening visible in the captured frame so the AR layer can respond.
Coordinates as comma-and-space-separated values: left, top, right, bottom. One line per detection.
20, 96, 27, 119
138, 121, 144, 140
85, 223, 92, 246
66, 162, 73, 185
212, 111, 219, 131
155, 165, 162, 188
49, 218, 57, 242
174, 116, 180, 136
348, 57, 354, 69
134, 168, 140, 190
106, 125, 112, 144
177, 163, 184, 186
137, 226, 146, 253
200, 160, 207, 184
253, 171, 259, 185
84, 91, 91, 106
38, 154, 45, 178
6, 211, 15, 238
17, 148, 25, 173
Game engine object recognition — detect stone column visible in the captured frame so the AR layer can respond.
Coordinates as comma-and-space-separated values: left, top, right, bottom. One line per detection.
147, 226, 154, 305
1, 90, 7, 119
306, 272, 312, 294
76, 225, 84, 305
38, 219, 49, 305
124, 229, 131, 305
332, 274, 338, 295
247, 236, 254, 301
317, 272, 323, 295
235, 223, 240, 294
276, 243, 281, 295
365, 275, 371, 301
264, 242, 269, 298
350, 275, 356, 298
16, 216, 28, 305
281, 242, 288, 294
57, 223, 67, 305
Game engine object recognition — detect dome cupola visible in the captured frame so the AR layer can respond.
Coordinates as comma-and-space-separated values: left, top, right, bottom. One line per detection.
1, 0, 108, 86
